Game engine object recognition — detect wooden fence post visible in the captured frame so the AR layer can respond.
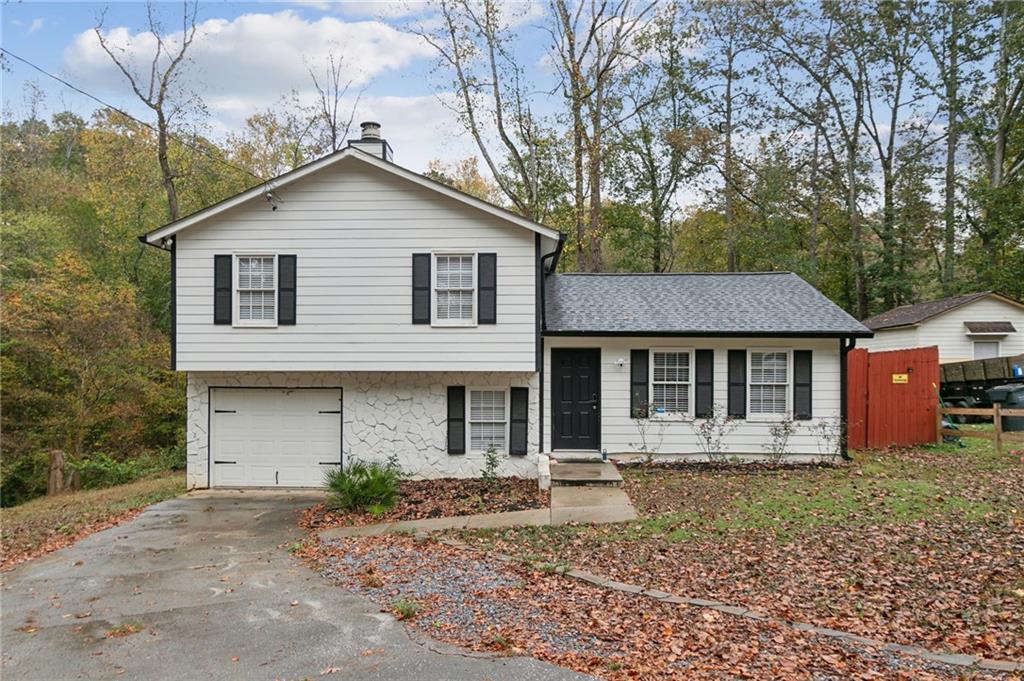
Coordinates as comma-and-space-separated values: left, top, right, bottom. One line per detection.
993, 403, 1003, 457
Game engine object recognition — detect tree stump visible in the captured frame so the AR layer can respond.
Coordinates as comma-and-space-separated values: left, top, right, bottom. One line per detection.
48, 450, 66, 495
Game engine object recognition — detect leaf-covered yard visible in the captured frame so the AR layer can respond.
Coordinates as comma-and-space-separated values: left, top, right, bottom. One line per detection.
455, 439, 1023, 663
0, 472, 185, 570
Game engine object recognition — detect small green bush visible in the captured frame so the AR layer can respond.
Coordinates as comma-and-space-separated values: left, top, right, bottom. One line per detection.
70, 453, 145, 489
324, 459, 402, 513
0, 451, 50, 508
391, 598, 420, 620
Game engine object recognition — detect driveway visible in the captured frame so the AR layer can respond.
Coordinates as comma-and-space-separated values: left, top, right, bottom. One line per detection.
1, 491, 591, 681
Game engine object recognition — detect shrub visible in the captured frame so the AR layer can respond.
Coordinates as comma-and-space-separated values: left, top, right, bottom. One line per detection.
481, 445, 501, 487
0, 451, 50, 507
324, 459, 402, 513
70, 453, 145, 489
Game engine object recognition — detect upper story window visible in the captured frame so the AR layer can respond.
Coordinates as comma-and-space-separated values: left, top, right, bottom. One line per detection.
236, 255, 276, 326
749, 350, 789, 416
434, 254, 475, 325
650, 350, 692, 417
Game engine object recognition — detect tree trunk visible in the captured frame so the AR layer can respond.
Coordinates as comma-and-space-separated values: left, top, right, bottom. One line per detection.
156, 110, 180, 222
723, 42, 737, 272
941, 4, 960, 292
48, 450, 66, 495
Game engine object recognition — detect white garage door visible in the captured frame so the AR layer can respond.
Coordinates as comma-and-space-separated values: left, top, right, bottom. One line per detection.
211, 388, 342, 487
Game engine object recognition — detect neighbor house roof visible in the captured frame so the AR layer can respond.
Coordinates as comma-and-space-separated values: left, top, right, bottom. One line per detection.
543, 272, 871, 337
861, 292, 1023, 330
141, 147, 561, 246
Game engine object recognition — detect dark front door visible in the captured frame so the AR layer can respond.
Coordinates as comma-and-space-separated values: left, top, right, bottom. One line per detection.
552, 348, 601, 450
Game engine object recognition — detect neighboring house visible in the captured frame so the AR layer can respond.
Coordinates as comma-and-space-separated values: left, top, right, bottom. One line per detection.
141, 122, 871, 489
860, 292, 1024, 363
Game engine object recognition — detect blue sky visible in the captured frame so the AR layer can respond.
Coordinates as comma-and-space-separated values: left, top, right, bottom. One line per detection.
2, 1, 552, 171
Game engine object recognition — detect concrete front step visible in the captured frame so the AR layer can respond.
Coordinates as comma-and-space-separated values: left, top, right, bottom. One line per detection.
549, 461, 623, 487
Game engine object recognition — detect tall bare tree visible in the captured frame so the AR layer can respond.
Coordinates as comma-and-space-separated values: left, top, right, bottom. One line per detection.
415, 0, 550, 222
95, 1, 199, 222
307, 51, 362, 153
548, 0, 656, 271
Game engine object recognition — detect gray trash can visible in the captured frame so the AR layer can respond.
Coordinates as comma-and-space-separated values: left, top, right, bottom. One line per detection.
986, 383, 1024, 431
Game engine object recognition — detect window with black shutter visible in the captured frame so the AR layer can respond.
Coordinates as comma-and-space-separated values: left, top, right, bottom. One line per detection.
509, 387, 528, 455
630, 349, 649, 417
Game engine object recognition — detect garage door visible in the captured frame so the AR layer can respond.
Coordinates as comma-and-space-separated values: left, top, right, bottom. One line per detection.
211, 388, 342, 487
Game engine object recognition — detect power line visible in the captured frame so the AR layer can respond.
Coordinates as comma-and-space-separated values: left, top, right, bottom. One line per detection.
1, 47, 267, 183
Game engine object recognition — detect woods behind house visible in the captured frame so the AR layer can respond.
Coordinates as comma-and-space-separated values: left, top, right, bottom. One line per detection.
2, 0, 1022, 505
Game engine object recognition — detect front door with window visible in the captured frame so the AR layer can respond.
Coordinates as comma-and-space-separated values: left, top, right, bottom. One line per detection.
551, 348, 601, 450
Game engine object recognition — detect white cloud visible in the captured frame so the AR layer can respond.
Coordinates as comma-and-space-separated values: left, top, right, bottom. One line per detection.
64, 10, 432, 123
28, 18, 45, 34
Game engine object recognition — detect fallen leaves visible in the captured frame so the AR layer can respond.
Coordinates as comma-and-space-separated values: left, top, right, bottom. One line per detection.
299, 478, 549, 530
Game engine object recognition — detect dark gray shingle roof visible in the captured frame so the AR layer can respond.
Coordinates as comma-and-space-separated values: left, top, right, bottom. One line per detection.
544, 272, 871, 336
861, 292, 993, 330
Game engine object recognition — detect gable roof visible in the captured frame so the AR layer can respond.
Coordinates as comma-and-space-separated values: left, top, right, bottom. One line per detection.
862, 292, 1024, 330
543, 272, 871, 337
142, 147, 561, 245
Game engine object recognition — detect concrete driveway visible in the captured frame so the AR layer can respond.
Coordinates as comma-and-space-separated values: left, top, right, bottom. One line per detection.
1, 491, 591, 681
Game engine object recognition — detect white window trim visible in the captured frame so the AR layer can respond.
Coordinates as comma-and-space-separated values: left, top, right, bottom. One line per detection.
431, 252, 478, 328
747, 348, 792, 422
973, 340, 1000, 360
466, 387, 509, 453
648, 348, 694, 420
233, 253, 278, 328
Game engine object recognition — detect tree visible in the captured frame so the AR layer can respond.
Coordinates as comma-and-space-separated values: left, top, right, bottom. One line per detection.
95, 0, 200, 221
307, 51, 361, 154
416, 0, 552, 222
424, 156, 503, 203
227, 92, 319, 178
548, 0, 656, 272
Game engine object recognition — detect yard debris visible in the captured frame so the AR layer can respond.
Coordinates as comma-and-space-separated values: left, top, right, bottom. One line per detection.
305, 533, 1009, 680
459, 445, 1024, 661
300, 478, 548, 531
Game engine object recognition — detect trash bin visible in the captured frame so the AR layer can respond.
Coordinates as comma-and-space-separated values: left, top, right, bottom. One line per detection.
986, 383, 1024, 431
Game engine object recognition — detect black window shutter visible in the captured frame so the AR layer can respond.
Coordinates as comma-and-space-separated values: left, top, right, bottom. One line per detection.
412, 253, 431, 324
213, 255, 232, 325
793, 350, 813, 420
727, 349, 746, 419
695, 349, 714, 418
278, 255, 297, 325
478, 253, 497, 324
509, 387, 528, 455
447, 386, 465, 454
630, 349, 649, 417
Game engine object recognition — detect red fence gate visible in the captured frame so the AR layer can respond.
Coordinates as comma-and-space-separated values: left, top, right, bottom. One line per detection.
847, 346, 940, 450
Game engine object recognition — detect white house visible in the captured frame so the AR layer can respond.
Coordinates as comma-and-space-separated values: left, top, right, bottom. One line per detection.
141, 123, 871, 489
860, 292, 1024, 363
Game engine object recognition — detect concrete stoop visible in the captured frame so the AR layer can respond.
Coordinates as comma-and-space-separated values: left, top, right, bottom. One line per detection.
549, 461, 623, 487
549, 485, 636, 525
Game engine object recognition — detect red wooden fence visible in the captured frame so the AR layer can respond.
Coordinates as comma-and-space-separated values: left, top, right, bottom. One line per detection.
847, 346, 940, 450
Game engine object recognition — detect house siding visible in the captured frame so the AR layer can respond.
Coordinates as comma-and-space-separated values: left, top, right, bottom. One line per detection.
186, 371, 541, 489
174, 156, 541, 372
543, 337, 842, 458
861, 297, 1024, 363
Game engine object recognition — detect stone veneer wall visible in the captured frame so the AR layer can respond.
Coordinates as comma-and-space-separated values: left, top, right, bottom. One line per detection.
186, 371, 540, 489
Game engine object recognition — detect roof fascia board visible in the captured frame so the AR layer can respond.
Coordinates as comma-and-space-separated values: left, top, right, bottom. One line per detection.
144, 148, 560, 244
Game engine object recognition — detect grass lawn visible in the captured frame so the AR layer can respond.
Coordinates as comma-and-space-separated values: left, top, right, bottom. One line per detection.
1, 472, 185, 570
454, 438, 1024, 661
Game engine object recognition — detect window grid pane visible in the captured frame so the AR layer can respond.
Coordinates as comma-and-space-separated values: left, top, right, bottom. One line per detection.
469, 390, 506, 451
237, 256, 275, 322
652, 351, 690, 414
239, 290, 275, 321
435, 254, 474, 320
750, 351, 789, 414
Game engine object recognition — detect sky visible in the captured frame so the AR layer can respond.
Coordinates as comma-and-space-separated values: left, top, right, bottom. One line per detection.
1, 0, 552, 173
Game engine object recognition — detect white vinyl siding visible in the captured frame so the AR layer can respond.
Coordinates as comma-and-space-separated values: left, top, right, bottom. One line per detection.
236, 255, 276, 326
859, 296, 1024, 363
749, 350, 790, 417
469, 389, 507, 452
174, 157, 552, 371
544, 337, 842, 457
650, 350, 692, 417
434, 254, 475, 324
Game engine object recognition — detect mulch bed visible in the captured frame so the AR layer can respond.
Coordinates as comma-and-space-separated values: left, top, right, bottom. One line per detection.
300, 477, 549, 530
302, 534, 1005, 680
